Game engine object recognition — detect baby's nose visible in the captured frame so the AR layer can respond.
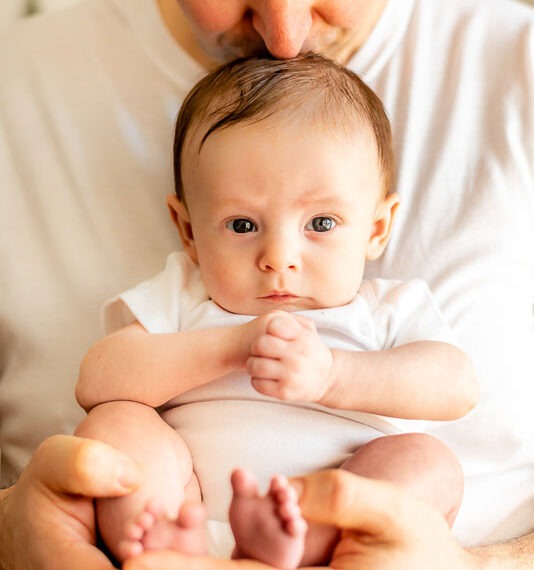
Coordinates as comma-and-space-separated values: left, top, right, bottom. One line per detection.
259, 236, 299, 272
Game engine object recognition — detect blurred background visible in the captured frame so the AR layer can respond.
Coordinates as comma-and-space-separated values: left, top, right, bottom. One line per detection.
1, 0, 533, 35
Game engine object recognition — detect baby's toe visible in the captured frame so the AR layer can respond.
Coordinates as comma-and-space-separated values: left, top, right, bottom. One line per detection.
231, 468, 260, 498
285, 516, 308, 537
118, 538, 144, 560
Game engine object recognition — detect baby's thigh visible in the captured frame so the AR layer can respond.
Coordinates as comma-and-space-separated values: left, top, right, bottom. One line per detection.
76, 400, 196, 495
341, 433, 463, 524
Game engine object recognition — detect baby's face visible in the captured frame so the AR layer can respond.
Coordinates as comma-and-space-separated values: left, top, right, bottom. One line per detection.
174, 119, 396, 315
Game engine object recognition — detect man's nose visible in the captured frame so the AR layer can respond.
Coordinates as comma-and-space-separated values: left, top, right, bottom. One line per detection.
250, 1, 313, 58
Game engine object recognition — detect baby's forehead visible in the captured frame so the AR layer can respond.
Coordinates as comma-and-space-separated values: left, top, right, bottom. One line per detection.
186, 106, 376, 159
178, 115, 385, 211
182, 117, 385, 211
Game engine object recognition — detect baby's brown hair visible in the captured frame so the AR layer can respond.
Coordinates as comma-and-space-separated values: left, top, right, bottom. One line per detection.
174, 53, 394, 202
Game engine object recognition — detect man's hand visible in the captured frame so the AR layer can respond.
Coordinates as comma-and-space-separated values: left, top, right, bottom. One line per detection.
245, 311, 334, 402
0, 435, 141, 570
294, 470, 478, 570
124, 470, 478, 570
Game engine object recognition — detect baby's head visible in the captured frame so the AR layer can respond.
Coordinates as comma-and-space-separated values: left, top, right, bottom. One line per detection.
169, 53, 399, 315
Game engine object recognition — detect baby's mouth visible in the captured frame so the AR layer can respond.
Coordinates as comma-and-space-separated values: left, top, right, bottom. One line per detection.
260, 291, 298, 302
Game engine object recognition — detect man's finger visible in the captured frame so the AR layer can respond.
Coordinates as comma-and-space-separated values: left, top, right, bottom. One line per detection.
125, 551, 274, 570
290, 469, 418, 541
30, 434, 141, 497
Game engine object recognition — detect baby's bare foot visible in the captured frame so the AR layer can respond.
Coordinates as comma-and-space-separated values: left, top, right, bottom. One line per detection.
229, 468, 307, 570
118, 501, 207, 560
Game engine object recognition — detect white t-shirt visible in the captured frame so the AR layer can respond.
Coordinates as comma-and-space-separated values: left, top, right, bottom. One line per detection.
0, 0, 533, 547
103, 252, 457, 521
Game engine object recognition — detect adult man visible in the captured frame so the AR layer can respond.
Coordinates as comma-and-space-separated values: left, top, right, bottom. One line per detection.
1, 0, 533, 568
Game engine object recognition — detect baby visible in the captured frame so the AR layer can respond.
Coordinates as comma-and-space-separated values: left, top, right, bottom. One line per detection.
75, 53, 478, 569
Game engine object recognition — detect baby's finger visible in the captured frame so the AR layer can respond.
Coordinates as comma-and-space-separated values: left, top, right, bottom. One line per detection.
265, 313, 302, 340
251, 332, 289, 358
247, 355, 286, 382
291, 314, 316, 331
250, 378, 283, 398
251, 378, 302, 402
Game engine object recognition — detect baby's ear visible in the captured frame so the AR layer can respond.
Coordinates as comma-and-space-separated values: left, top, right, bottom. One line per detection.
166, 194, 198, 264
366, 192, 400, 260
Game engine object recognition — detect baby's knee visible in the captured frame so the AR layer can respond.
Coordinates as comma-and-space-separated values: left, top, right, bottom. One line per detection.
403, 433, 462, 478
393, 433, 464, 524
343, 433, 463, 525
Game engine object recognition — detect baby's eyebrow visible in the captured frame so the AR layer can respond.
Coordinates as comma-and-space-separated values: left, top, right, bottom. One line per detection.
292, 195, 347, 209
211, 197, 254, 210
208, 193, 349, 212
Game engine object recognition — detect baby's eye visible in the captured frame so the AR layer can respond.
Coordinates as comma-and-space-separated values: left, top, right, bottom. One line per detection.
306, 216, 336, 232
226, 218, 257, 233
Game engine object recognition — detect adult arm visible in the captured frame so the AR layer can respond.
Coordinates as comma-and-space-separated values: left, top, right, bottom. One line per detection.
0, 435, 140, 570
122, 469, 484, 570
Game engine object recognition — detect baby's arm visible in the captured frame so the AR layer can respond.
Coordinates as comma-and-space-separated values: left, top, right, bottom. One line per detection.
76, 318, 263, 411
248, 312, 478, 421
324, 340, 478, 420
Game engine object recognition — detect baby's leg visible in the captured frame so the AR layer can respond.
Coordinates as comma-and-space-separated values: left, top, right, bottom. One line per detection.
229, 468, 307, 570
299, 432, 464, 567
341, 432, 464, 525
75, 401, 205, 562
229, 434, 462, 569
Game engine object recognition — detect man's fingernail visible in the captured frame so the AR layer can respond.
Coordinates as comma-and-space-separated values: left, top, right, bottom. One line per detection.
117, 457, 140, 488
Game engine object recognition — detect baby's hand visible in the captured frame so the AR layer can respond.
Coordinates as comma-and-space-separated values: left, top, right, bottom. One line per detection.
246, 311, 334, 402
